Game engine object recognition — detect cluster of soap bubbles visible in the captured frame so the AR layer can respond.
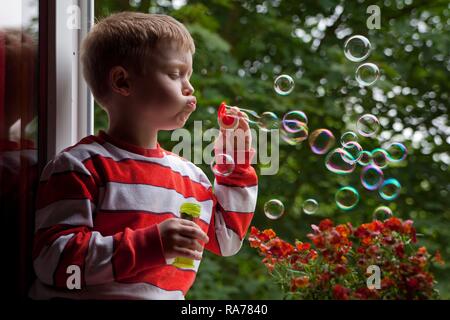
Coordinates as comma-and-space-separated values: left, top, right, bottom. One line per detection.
327, 115, 407, 211
251, 36, 405, 221
262, 111, 406, 219
344, 35, 380, 86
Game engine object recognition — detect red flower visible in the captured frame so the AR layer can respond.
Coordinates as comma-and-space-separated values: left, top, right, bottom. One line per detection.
402, 219, 417, 243
307, 233, 326, 249
354, 287, 379, 299
319, 219, 334, 231
336, 224, 352, 238
295, 241, 311, 251
265, 238, 294, 258
434, 251, 445, 265
334, 264, 348, 275
332, 284, 351, 300
367, 220, 384, 233
381, 277, 395, 289
318, 272, 332, 284
291, 276, 310, 291
406, 277, 419, 291
384, 217, 402, 232
394, 243, 405, 258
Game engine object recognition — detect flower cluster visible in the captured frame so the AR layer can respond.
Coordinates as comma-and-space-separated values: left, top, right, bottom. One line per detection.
249, 217, 443, 300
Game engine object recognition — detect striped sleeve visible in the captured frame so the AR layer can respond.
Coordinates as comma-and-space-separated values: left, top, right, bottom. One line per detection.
205, 149, 258, 256
32, 152, 166, 289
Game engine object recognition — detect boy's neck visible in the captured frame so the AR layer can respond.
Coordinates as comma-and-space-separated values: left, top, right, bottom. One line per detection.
106, 122, 158, 150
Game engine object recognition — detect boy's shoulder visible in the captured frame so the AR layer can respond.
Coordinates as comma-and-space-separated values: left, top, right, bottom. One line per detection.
51, 134, 106, 165
161, 149, 211, 186
42, 135, 103, 180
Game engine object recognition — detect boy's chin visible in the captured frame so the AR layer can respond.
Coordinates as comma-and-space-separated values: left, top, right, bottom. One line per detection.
162, 113, 191, 130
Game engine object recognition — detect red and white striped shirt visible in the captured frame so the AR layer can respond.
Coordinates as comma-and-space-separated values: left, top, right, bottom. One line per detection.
29, 130, 258, 300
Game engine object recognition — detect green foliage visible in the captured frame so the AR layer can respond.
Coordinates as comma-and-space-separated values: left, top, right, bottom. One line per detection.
94, 0, 450, 299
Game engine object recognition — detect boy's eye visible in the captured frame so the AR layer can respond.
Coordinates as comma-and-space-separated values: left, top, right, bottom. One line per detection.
169, 73, 180, 79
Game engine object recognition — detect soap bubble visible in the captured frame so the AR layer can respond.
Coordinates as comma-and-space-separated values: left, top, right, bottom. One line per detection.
355, 63, 380, 86
357, 114, 380, 137
264, 199, 285, 220
258, 111, 279, 131
340, 131, 358, 146
281, 125, 309, 145
373, 206, 393, 221
335, 186, 360, 211
386, 142, 408, 162
342, 141, 363, 164
379, 178, 401, 201
303, 199, 319, 215
344, 35, 371, 62
358, 151, 373, 166
371, 148, 389, 169
211, 153, 235, 177
361, 164, 384, 191
325, 148, 357, 174
308, 129, 336, 155
282, 111, 308, 133
274, 74, 295, 95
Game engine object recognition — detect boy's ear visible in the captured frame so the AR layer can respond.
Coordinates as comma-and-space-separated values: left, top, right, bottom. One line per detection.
110, 66, 131, 96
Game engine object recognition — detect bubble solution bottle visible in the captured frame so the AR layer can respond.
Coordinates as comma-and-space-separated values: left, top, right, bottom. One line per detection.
172, 202, 202, 269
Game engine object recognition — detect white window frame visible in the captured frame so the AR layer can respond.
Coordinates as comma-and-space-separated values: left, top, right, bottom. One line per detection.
46, 0, 94, 159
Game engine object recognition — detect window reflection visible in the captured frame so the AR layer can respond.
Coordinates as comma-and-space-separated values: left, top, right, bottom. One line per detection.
0, 0, 39, 298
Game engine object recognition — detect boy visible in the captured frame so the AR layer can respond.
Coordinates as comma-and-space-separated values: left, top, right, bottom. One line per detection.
29, 12, 257, 300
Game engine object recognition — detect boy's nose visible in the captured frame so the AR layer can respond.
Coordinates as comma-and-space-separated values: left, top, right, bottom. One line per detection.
183, 83, 195, 96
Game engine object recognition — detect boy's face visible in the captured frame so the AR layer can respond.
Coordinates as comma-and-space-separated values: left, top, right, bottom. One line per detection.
131, 40, 196, 131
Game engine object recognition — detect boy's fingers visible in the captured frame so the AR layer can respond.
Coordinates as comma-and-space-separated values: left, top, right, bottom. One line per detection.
229, 106, 240, 115
178, 223, 209, 243
173, 246, 203, 260
176, 235, 203, 252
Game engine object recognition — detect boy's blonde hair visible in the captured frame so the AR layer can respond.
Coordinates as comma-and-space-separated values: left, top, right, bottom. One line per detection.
81, 12, 195, 105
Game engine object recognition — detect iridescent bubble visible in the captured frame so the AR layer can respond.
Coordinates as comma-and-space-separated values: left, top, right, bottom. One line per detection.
379, 178, 401, 201
371, 148, 389, 169
344, 35, 372, 62
281, 125, 309, 145
373, 206, 393, 221
386, 142, 408, 162
258, 111, 279, 131
211, 153, 235, 177
355, 63, 380, 86
274, 74, 295, 95
264, 199, 285, 220
303, 199, 319, 215
282, 111, 308, 133
335, 186, 360, 211
340, 131, 358, 146
357, 114, 380, 137
342, 141, 363, 164
358, 151, 373, 166
325, 148, 357, 174
360, 164, 384, 191
308, 129, 336, 155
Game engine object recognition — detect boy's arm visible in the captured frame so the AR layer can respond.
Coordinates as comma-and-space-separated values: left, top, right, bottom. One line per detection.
204, 149, 258, 256
32, 152, 166, 289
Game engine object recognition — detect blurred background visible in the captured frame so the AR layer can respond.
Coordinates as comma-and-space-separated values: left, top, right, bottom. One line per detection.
99, 0, 448, 299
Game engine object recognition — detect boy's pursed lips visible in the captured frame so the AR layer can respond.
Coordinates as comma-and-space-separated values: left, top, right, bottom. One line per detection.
186, 97, 197, 111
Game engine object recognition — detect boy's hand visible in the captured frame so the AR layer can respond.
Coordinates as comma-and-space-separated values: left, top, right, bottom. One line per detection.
216, 106, 252, 153
158, 218, 209, 261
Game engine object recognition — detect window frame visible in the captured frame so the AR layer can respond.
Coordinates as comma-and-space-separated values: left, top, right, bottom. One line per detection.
42, 0, 94, 162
